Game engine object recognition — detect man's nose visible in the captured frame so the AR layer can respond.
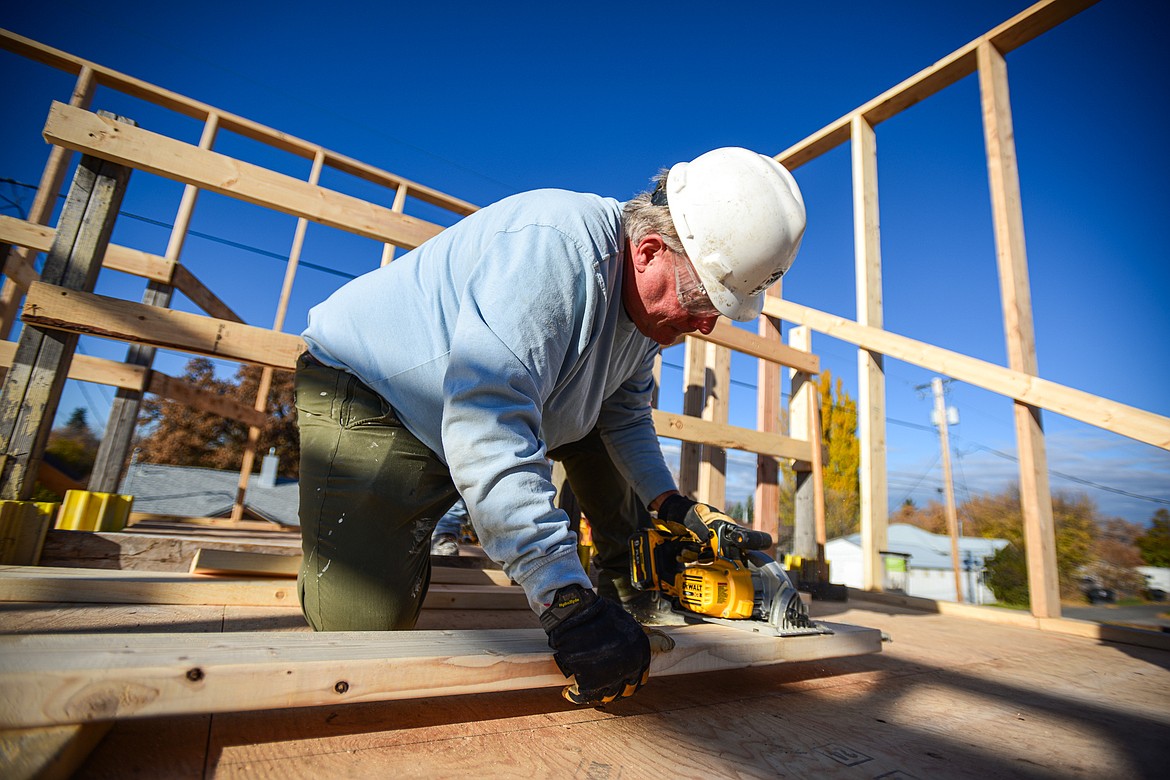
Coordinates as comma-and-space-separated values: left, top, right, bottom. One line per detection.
692, 315, 718, 335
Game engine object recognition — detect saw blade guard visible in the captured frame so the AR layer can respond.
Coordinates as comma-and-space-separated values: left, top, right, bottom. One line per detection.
748, 550, 815, 632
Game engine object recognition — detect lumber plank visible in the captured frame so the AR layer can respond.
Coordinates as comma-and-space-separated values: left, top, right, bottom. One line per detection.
2, 30, 478, 217
762, 297, 1170, 450
21, 282, 305, 370
190, 547, 514, 586
0, 217, 240, 322
38, 529, 298, 571
696, 319, 818, 373
0, 565, 524, 609
775, 0, 1099, 169
653, 409, 812, 461
43, 102, 444, 250
0, 621, 881, 728
0, 340, 147, 390
146, 372, 267, 428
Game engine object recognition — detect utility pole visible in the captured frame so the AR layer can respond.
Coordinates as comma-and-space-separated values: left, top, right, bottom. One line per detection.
931, 378, 964, 603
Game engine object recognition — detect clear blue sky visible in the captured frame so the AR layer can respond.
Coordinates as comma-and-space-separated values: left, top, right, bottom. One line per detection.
2, 0, 1167, 526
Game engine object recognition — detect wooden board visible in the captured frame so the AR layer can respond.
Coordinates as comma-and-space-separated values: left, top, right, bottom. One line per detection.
652, 409, 812, 461
191, 547, 515, 587
0, 621, 880, 728
43, 102, 444, 250
0, 566, 526, 609
21, 282, 305, 370
762, 296, 1170, 450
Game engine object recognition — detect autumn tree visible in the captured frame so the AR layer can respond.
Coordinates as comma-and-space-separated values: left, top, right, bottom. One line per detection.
135, 358, 299, 477
816, 370, 860, 538
33, 407, 101, 500
1137, 509, 1170, 567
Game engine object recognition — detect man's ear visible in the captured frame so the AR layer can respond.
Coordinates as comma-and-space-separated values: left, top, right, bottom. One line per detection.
631, 234, 666, 272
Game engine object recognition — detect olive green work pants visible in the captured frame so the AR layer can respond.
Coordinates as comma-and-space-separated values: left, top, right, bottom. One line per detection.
294, 354, 649, 631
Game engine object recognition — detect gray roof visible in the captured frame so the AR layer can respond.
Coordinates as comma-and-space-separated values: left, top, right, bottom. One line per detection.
833, 523, 1008, 570
119, 462, 300, 527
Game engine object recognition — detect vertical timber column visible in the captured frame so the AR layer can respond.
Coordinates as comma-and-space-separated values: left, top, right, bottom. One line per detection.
696, 342, 729, 506
754, 285, 783, 548
90, 113, 221, 492
0, 67, 96, 340
788, 326, 815, 560
230, 149, 325, 521
380, 183, 409, 267
0, 135, 132, 499
677, 336, 705, 498
978, 40, 1059, 618
851, 114, 888, 591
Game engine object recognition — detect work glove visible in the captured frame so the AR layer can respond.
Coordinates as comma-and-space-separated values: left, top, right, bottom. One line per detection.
656, 494, 772, 551
540, 584, 651, 705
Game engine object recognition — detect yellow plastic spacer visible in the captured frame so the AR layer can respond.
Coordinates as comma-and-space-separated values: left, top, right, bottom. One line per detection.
55, 490, 133, 532
0, 500, 60, 564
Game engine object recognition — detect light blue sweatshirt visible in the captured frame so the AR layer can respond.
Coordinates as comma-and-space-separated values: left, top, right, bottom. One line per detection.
302, 189, 677, 612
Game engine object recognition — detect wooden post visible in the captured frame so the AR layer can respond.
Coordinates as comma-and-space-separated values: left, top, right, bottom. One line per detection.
230, 149, 323, 521
380, 183, 409, 266
677, 336, 705, 498
978, 40, 1060, 618
89, 114, 220, 493
788, 326, 815, 561
932, 377, 964, 602
0, 67, 96, 340
0, 120, 132, 499
851, 114, 889, 591
754, 285, 783, 549
696, 342, 730, 506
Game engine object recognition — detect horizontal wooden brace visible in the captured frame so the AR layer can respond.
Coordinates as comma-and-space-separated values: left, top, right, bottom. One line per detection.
0, 620, 881, 728
696, 320, 818, 373
22, 282, 304, 370
0, 340, 267, 426
0, 215, 241, 323
653, 409, 812, 462
44, 102, 444, 250
1, 29, 477, 217
775, 0, 1098, 170
764, 297, 1170, 450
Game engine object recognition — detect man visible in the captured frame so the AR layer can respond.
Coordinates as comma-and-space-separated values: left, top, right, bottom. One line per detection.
295, 147, 806, 704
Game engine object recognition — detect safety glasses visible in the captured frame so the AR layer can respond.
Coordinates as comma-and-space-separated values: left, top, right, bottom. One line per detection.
672, 251, 721, 318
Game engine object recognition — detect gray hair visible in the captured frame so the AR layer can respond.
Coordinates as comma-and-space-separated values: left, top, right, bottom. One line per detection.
622, 169, 686, 255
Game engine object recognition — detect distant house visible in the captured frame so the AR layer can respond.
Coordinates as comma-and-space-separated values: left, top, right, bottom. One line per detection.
825, 523, 1009, 604
119, 452, 299, 527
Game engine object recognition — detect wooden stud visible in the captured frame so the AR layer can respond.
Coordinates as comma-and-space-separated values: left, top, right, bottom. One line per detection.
231, 149, 324, 522
0, 722, 112, 780
700, 319, 818, 373
0, 130, 132, 500
0, 66, 95, 340
677, 336, 706, 498
697, 342, 730, 506
851, 114, 889, 591
978, 40, 1060, 618
754, 286, 784, 547
788, 326, 815, 560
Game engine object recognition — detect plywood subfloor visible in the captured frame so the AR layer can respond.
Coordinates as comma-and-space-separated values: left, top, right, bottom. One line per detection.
8, 598, 1166, 778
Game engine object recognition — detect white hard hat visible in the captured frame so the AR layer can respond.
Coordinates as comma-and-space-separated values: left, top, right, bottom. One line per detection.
662, 147, 806, 321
